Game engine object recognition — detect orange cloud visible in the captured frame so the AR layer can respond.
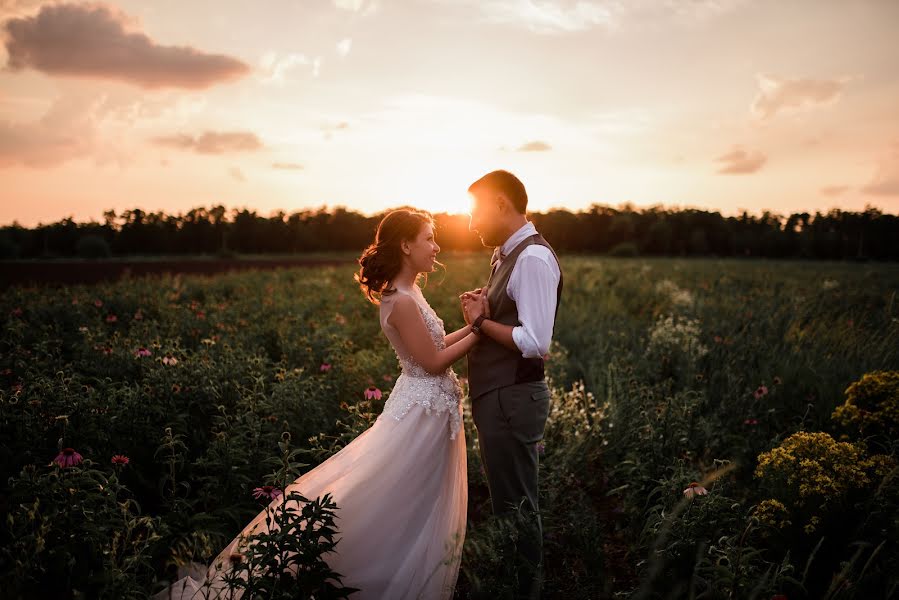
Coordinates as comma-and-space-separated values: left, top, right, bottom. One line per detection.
152, 131, 263, 154
517, 140, 552, 152
2, 3, 250, 89
820, 185, 848, 196
862, 143, 899, 197
751, 74, 846, 120
0, 94, 101, 168
716, 146, 766, 174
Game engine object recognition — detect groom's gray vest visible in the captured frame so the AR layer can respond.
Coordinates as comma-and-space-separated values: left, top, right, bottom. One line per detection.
467, 232, 562, 401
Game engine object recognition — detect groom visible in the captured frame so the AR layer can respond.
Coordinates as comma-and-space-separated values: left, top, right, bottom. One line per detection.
460, 169, 563, 600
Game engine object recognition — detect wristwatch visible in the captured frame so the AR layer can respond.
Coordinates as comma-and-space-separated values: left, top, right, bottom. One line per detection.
471, 314, 488, 336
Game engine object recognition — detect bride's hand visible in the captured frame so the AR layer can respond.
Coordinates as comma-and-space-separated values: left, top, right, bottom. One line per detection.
459, 287, 483, 324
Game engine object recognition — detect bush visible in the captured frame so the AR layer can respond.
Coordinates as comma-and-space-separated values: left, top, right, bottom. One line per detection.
0, 233, 19, 259
607, 241, 639, 257
832, 369, 899, 442
76, 234, 112, 259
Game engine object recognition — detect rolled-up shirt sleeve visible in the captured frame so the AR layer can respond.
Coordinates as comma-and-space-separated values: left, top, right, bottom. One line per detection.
507, 249, 560, 358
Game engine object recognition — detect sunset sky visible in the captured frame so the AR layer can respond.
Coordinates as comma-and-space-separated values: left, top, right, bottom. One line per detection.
2, 0, 898, 228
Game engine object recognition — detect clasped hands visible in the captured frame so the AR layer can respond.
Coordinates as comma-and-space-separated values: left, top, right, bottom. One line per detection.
459, 286, 490, 326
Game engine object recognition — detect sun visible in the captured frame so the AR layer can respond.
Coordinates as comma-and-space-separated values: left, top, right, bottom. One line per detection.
384, 161, 479, 216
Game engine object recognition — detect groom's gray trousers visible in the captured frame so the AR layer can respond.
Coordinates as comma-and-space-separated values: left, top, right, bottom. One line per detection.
471, 379, 551, 595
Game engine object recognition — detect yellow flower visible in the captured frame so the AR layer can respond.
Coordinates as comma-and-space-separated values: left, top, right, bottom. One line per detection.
832, 370, 899, 437
754, 430, 896, 533
753, 498, 791, 529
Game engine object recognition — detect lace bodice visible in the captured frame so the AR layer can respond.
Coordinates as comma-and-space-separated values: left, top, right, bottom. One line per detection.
379, 285, 463, 440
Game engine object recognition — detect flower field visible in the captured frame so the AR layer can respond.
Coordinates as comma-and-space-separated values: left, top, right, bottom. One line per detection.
1, 254, 898, 599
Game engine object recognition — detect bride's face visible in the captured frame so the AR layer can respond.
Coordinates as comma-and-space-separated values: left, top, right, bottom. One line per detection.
402, 223, 440, 273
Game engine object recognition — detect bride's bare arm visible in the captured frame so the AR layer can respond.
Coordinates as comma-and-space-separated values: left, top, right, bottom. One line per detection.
444, 324, 474, 348
389, 295, 479, 374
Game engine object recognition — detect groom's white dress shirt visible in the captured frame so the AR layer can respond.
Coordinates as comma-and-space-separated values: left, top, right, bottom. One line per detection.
491, 221, 561, 359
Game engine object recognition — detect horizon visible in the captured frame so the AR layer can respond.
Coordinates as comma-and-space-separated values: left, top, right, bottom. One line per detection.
2, 0, 898, 228
3, 199, 893, 231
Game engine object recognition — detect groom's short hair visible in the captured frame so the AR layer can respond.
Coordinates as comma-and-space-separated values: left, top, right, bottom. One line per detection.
468, 170, 527, 214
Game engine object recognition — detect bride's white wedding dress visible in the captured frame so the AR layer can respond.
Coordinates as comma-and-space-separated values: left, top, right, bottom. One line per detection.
153, 283, 468, 599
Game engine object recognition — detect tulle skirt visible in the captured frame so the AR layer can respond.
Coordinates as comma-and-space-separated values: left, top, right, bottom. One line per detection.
152, 401, 467, 600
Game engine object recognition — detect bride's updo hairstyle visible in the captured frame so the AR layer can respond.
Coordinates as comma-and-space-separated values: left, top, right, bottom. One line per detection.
355, 209, 441, 305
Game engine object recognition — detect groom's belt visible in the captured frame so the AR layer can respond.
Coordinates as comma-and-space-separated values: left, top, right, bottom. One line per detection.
514, 356, 545, 384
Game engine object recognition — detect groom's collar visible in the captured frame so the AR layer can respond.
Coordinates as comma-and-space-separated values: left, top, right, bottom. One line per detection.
498, 220, 537, 258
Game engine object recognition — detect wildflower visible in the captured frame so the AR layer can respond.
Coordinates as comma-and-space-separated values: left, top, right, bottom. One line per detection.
773, 376, 782, 385
335, 313, 347, 325
78, 326, 88, 333
135, 347, 152, 357
54, 447, 83, 468
832, 370, 899, 437
537, 442, 545, 456
683, 482, 708, 498
11, 307, 23, 317
106, 314, 117, 323
320, 363, 331, 372
383, 374, 392, 382
201, 338, 216, 346
162, 355, 178, 366
111, 454, 130, 466
753, 385, 768, 399
94, 299, 103, 307
364, 386, 382, 400
252, 485, 283, 500
71, 297, 79, 305
744, 418, 759, 425
133, 309, 143, 321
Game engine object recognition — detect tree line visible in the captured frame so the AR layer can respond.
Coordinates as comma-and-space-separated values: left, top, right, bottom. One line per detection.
1, 203, 897, 260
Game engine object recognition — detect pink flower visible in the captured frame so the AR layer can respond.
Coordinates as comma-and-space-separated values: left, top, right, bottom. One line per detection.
133, 309, 143, 321
135, 347, 152, 357
683, 482, 708, 498
111, 454, 130, 466
94, 299, 103, 307
364, 386, 382, 400
335, 313, 347, 325
71, 297, 79, 305
106, 314, 117, 323
11, 307, 23, 317
162, 355, 178, 366
753, 385, 768, 399
252, 485, 283, 500
320, 363, 331, 372
54, 447, 83, 468
744, 418, 759, 425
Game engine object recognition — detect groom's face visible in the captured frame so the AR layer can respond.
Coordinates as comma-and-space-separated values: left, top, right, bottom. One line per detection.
468, 188, 504, 247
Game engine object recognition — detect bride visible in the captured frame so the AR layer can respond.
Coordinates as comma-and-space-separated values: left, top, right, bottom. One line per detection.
153, 209, 487, 599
